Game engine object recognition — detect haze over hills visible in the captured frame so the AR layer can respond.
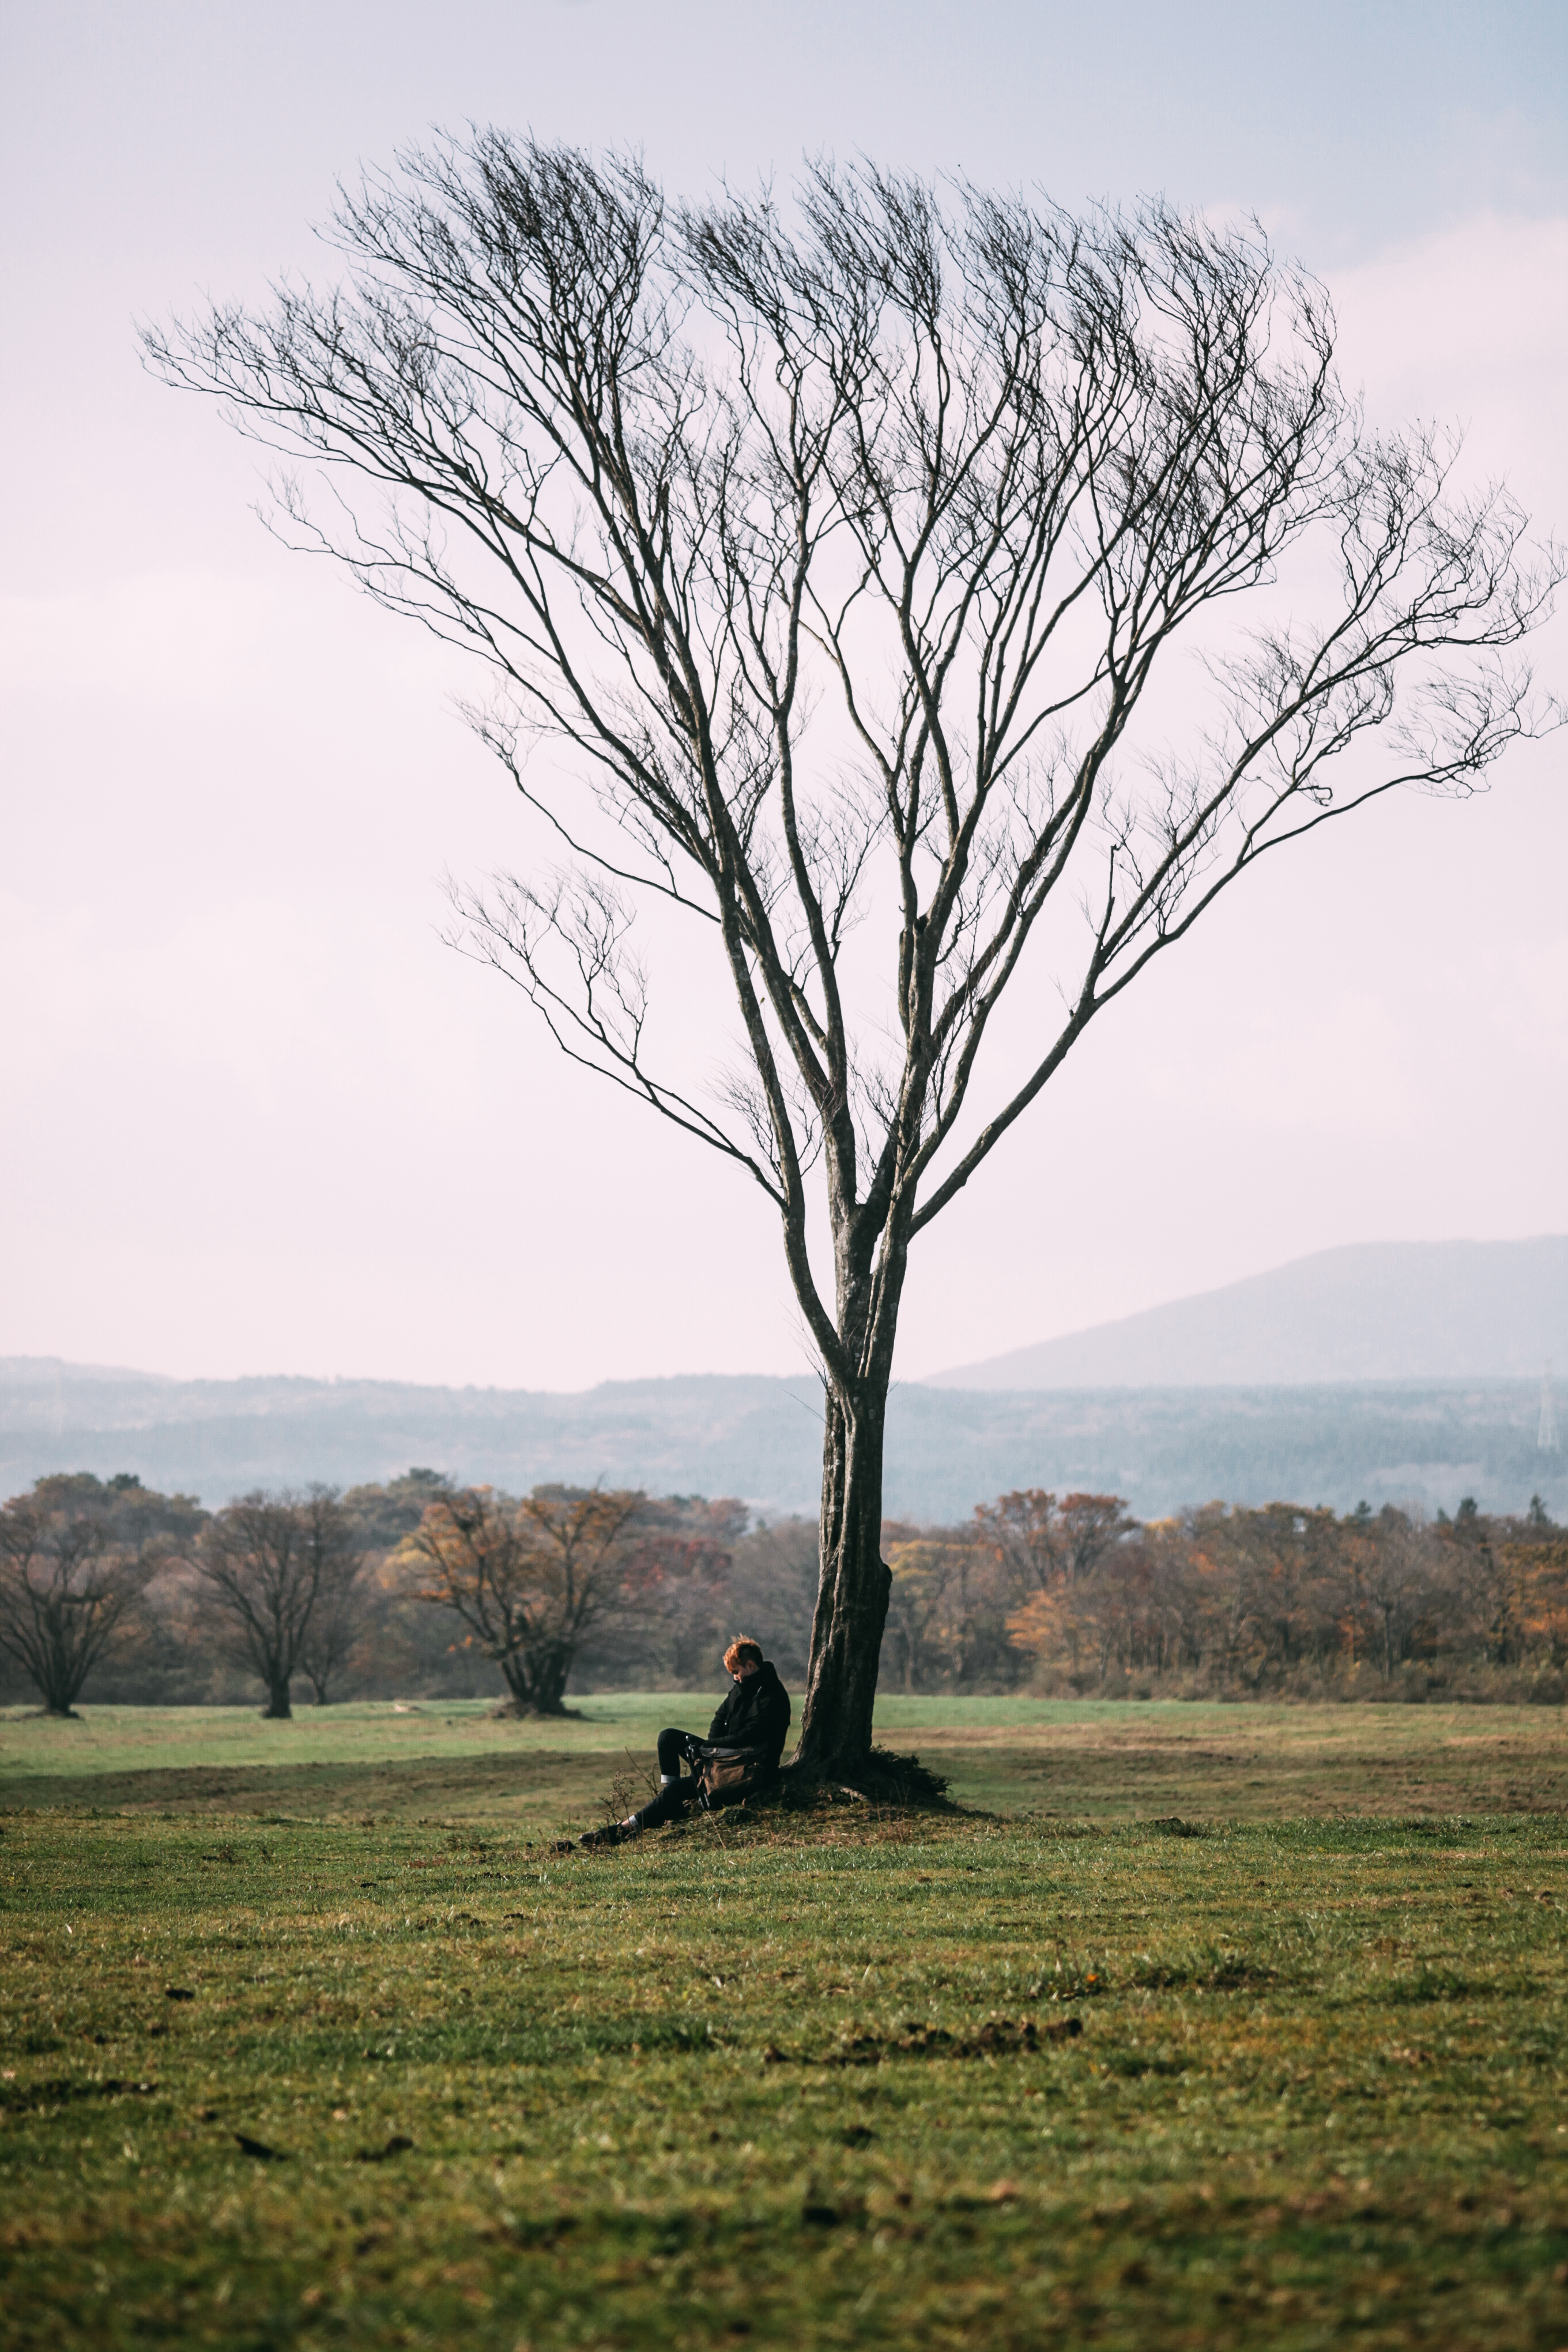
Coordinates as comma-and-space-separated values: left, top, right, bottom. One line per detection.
0, 1357, 1559, 1525
3, 1240, 1564, 1526
932, 1238, 1568, 1390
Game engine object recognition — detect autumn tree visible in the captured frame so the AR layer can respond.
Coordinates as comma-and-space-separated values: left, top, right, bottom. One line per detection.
974, 1490, 1062, 1593
1438, 1500, 1527, 1666
342, 1467, 455, 1550
405, 1484, 646, 1715
1350, 1504, 1437, 1680
725, 1516, 821, 1684
997, 1504, 1153, 1683
977, 1490, 1136, 1592
883, 1533, 964, 1692
196, 1486, 366, 1718
1509, 1532, 1568, 1670
617, 1495, 749, 1686
0, 1473, 194, 1717
145, 136, 1562, 1776
1143, 1515, 1234, 1673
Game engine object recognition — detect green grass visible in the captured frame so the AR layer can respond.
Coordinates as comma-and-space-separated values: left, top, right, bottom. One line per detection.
3, 1704, 1567, 2346
5, 1695, 1566, 1822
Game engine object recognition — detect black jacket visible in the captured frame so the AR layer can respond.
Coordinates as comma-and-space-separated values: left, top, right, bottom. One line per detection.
707, 1661, 791, 1765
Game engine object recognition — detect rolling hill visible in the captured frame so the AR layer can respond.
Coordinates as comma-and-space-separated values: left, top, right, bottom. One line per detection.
930, 1237, 1568, 1389
2, 1367, 1561, 1531
5, 1234, 1562, 1523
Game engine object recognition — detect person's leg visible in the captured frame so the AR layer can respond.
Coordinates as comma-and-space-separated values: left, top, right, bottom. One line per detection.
627, 1780, 687, 1831
583, 1730, 698, 1843
632, 1728, 697, 1827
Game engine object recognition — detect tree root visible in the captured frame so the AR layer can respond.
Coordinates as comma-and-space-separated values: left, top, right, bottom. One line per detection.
764, 1747, 953, 1812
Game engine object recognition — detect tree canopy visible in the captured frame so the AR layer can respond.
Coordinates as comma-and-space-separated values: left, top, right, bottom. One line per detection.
144, 135, 1561, 1774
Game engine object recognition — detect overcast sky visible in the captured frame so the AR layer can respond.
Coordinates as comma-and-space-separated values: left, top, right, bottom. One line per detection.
2, 1, 1565, 1392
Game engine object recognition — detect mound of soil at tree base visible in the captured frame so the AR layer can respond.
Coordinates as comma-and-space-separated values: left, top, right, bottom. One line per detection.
756, 1747, 955, 1812
578, 1747, 954, 1840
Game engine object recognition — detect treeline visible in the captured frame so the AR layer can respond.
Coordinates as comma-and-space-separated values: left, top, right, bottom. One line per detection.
2, 1471, 1565, 1717
885, 1489, 1568, 1703
0, 1470, 819, 1717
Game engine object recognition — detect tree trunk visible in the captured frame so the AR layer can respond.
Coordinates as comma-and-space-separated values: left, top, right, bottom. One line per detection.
39, 1658, 80, 1717
536, 1646, 572, 1714
794, 1381, 892, 1779
263, 1680, 292, 1719
501, 1648, 572, 1716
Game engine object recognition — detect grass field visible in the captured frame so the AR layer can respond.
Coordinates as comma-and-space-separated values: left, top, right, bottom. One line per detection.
6, 1694, 1567, 1821
3, 1698, 1567, 2348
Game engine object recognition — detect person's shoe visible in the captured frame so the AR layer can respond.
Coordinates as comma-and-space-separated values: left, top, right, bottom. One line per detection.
581, 1818, 638, 1849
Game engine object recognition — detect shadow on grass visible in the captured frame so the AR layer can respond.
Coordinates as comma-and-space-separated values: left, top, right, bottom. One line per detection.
0, 1751, 609, 1820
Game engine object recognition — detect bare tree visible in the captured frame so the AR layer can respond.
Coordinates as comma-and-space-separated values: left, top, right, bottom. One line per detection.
612, 1494, 748, 1686
297, 1555, 373, 1702
406, 1484, 646, 1715
726, 1516, 821, 1684
197, 1486, 363, 1718
144, 135, 1561, 1777
0, 1476, 161, 1717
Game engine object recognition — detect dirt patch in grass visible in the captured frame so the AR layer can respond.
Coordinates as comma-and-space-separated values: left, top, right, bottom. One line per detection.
763, 2014, 1085, 2065
0, 1750, 609, 1822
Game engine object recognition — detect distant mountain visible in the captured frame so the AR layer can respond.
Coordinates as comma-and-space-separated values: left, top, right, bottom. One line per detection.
931, 1238, 1568, 1390
2, 1352, 1562, 1524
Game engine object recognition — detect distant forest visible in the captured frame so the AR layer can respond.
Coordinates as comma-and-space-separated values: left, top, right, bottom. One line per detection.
3, 1360, 1564, 1526
3, 1469, 1565, 1717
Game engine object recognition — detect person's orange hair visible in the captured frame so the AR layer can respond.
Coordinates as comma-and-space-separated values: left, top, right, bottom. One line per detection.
723, 1635, 764, 1673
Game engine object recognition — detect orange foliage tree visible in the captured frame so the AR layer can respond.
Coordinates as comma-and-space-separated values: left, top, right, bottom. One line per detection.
404, 1486, 648, 1715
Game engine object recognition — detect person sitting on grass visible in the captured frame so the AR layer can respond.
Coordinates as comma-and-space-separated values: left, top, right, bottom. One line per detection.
580, 1637, 791, 1846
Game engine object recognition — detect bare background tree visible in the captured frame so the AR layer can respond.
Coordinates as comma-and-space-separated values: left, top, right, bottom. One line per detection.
0, 1473, 171, 1717
196, 1486, 365, 1718
296, 1544, 375, 1703
145, 134, 1561, 1776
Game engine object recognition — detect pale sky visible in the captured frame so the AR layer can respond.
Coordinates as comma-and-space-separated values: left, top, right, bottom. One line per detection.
2, 1, 1565, 1392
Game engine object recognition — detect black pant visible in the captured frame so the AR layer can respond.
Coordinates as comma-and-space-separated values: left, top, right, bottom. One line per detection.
627, 1727, 704, 1830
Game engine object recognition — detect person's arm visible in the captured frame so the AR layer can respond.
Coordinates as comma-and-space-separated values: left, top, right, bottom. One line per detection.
707, 1688, 736, 1743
